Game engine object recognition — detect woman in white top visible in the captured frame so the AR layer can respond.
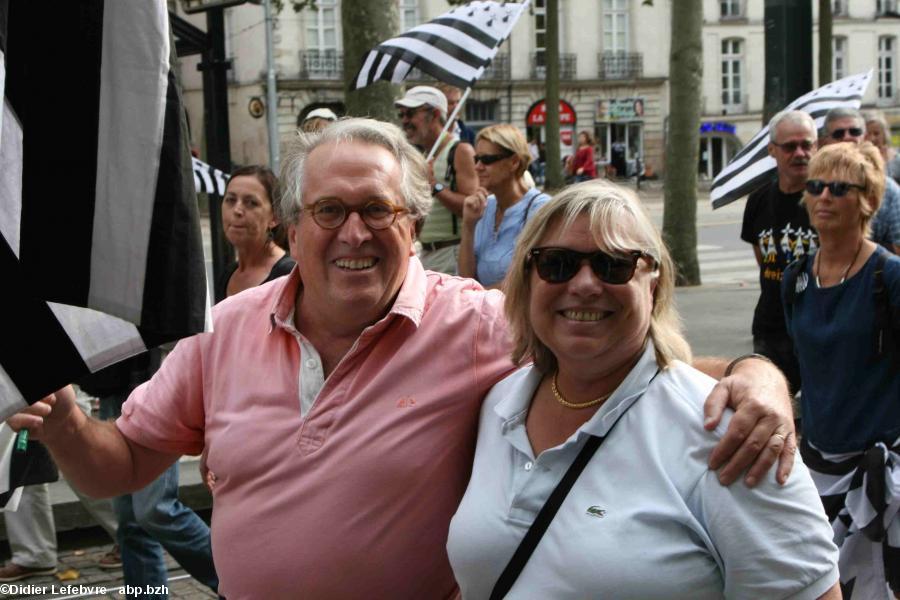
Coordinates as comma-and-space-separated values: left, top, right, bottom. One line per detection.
447, 180, 840, 599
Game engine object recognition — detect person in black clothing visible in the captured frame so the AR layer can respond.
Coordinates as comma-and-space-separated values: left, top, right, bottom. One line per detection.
741, 109, 819, 395
215, 165, 295, 302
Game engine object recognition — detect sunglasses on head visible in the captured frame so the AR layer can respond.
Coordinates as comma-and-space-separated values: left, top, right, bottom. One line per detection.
474, 151, 514, 165
804, 179, 865, 197
527, 247, 656, 285
771, 139, 814, 153
830, 127, 864, 140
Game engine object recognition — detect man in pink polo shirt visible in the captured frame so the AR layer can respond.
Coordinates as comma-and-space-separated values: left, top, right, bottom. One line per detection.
12, 119, 796, 598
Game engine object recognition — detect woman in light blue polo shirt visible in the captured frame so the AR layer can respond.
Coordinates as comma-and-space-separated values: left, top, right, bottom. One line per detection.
447, 180, 840, 599
458, 125, 550, 288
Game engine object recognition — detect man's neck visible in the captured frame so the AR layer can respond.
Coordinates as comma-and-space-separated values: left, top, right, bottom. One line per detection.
777, 176, 804, 195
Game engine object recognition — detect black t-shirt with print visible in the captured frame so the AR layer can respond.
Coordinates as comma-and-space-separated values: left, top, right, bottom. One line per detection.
741, 178, 818, 337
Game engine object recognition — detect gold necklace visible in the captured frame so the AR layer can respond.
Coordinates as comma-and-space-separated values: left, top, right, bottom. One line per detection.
551, 372, 612, 409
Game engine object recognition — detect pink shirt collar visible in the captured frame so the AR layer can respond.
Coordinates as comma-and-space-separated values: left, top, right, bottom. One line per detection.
268, 256, 428, 333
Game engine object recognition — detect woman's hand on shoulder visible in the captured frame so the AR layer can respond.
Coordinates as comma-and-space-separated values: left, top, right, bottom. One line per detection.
702, 358, 795, 488
462, 188, 489, 228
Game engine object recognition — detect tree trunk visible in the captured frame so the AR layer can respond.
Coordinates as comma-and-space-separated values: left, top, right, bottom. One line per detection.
341, 0, 399, 119
818, 0, 832, 85
543, 0, 563, 191
662, 0, 701, 286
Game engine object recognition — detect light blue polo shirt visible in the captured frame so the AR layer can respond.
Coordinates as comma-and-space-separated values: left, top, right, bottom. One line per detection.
473, 188, 550, 286
447, 344, 839, 599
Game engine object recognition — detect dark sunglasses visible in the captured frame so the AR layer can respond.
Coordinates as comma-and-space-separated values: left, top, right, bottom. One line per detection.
771, 139, 815, 153
396, 107, 428, 120
830, 127, 864, 140
804, 179, 865, 197
474, 151, 513, 165
527, 247, 657, 285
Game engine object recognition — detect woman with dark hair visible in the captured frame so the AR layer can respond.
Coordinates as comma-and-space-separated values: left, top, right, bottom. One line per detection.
566, 131, 597, 182
215, 165, 295, 302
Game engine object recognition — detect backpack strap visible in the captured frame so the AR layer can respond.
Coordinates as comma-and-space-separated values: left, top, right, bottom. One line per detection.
445, 141, 460, 235
782, 253, 810, 307
871, 249, 900, 367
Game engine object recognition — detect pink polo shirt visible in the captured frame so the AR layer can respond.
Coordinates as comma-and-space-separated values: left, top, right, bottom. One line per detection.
117, 258, 515, 599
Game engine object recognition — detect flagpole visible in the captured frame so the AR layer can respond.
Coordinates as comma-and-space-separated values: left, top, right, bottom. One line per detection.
425, 86, 473, 162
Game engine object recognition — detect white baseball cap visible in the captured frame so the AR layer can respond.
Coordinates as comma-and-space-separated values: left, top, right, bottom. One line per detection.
303, 107, 338, 122
394, 86, 447, 118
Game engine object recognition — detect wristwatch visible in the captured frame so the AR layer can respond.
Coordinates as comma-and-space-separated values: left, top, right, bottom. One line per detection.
432, 183, 445, 196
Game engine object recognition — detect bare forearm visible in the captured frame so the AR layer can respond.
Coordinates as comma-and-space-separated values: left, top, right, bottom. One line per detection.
435, 189, 466, 216
458, 223, 477, 279
692, 356, 728, 379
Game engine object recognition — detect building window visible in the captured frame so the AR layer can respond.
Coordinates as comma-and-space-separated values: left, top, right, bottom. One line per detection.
833, 36, 847, 80
602, 0, 628, 54
832, 0, 846, 15
721, 39, 743, 112
878, 36, 895, 100
877, 0, 898, 15
399, 0, 419, 32
307, 0, 338, 54
465, 100, 498, 131
720, 0, 742, 18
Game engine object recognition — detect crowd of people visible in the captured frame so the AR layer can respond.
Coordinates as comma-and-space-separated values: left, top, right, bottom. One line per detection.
2, 84, 898, 599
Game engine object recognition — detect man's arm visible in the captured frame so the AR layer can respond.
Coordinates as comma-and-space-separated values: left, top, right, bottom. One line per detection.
751, 244, 763, 267
433, 142, 478, 217
8, 386, 179, 498
693, 356, 795, 487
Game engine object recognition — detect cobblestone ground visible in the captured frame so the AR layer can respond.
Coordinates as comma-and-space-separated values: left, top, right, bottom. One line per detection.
0, 545, 216, 600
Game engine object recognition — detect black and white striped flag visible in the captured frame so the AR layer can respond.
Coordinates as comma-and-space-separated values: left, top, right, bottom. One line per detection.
193, 156, 229, 196
0, 1, 211, 420
710, 70, 873, 209
353, 1, 527, 90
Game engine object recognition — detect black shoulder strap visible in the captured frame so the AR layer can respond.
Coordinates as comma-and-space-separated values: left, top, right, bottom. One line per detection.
489, 434, 601, 600
783, 253, 810, 307
871, 249, 898, 366
489, 369, 660, 600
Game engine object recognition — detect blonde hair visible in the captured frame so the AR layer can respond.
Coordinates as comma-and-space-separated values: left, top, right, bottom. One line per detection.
503, 179, 692, 373
804, 141, 885, 234
475, 124, 532, 178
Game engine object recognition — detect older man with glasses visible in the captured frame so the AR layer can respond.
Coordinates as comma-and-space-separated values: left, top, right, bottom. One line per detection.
741, 110, 819, 399
10, 118, 802, 599
821, 106, 900, 255
394, 86, 477, 274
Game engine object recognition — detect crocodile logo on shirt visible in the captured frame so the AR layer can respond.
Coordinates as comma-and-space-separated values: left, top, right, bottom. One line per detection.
586, 506, 606, 518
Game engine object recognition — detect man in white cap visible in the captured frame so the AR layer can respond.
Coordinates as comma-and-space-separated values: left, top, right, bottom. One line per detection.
300, 107, 338, 133
395, 85, 477, 274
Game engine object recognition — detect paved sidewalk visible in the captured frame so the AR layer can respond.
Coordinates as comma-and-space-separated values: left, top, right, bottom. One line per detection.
0, 544, 215, 599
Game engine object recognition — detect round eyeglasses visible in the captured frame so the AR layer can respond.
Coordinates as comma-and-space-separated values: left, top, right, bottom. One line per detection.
303, 199, 409, 230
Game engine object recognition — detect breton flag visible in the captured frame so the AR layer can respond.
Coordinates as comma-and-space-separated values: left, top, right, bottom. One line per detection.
0, 1, 211, 420
353, 1, 528, 90
193, 156, 229, 197
710, 70, 873, 209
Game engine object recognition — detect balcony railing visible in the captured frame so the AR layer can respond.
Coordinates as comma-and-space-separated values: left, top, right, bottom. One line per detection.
598, 52, 643, 80
299, 50, 343, 80
482, 53, 510, 80
531, 53, 577, 80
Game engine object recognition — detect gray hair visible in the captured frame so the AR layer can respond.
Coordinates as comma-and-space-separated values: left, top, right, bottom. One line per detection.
864, 110, 891, 146
278, 117, 432, 226
823, 106, 864, 133
767, 109, 817, 141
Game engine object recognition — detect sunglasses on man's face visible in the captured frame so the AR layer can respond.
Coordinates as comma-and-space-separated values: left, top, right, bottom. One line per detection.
829, 127, 864, 140
396, 107, 426, 120
474, 151, 514, 165
771, 139, 815, 153
804, 179, 865, 198
527, 247, 656, 285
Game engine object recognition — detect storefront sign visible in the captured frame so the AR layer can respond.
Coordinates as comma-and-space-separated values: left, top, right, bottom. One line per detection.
526, 99, 577, 126
596, 97, 645, 121
700, 121, 737, 135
